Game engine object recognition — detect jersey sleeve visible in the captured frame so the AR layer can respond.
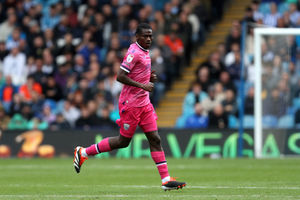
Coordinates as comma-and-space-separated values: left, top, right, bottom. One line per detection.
120, 52, 139, 73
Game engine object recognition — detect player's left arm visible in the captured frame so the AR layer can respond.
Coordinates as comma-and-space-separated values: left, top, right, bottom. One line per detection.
117, 69, 154, 92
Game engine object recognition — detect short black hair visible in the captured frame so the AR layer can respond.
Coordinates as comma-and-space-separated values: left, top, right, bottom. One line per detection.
135, 23, 152, 35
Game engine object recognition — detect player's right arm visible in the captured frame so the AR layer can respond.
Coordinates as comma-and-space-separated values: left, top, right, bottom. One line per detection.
117, 69, 154, 92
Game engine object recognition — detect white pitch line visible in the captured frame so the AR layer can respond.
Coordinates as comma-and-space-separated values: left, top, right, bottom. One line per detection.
3, 184, 300, 190
0, 194, 299, 199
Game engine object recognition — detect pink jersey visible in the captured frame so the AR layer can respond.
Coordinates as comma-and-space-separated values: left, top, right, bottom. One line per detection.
119, 42, 151, 107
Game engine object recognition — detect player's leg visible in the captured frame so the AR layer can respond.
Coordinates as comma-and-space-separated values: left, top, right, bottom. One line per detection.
140, 103, 186, 190
145, 131, 186, 190
84, 134, 131, 155
74, 105, 138, 173
74, 134, 131, 173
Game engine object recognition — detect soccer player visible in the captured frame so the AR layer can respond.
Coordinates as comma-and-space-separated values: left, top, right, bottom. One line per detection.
73, 23, 186, 191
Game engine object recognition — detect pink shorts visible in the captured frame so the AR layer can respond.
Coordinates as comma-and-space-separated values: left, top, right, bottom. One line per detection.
118, 103, 158, 138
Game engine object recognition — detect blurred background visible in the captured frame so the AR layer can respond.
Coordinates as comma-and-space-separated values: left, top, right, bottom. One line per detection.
0, 0, 300, 158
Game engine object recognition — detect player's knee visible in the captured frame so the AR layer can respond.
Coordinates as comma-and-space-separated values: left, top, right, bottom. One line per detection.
118, 137, 131, 148
150, 134, 161, 148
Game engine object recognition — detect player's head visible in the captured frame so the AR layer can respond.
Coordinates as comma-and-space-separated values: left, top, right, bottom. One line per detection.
135, 23, 153, 49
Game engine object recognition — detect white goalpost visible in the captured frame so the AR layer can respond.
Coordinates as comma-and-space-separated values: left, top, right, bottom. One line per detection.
254, 28, 300, 158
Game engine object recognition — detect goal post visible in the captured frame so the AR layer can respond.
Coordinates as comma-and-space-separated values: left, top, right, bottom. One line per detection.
254, 28, 300, 158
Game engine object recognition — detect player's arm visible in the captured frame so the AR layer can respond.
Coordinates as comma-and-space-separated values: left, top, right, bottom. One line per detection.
117, 68, 154, 92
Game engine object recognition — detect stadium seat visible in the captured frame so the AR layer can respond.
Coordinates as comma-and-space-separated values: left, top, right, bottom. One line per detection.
278, 115, 295, 128
259, 3, 271, 14
56, 100, 65, 114
44, 99, 57, 113
286, 106, 296, 115
293, 98, 300, 110
262, 115, 278, 128
229, 115, 239, 128
244, 81, 253, 95
295, 123, 300, 129
175, 115, 187, 128
278, 2, 290, 14
243, 115, 254, 128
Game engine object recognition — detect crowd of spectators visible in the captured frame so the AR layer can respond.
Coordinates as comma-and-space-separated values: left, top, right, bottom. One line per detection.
178, 0, 300, 129
0, 0, 225, 131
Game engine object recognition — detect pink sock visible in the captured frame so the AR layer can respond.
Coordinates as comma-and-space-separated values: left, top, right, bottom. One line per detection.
151, 151, 170, 181
86, 138, 111, 156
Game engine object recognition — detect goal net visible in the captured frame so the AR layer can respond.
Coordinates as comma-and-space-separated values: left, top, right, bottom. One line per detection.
254, 28, 300, 158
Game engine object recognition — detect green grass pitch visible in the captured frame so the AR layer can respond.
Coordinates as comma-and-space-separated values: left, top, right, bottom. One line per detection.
0, 158, 300, 200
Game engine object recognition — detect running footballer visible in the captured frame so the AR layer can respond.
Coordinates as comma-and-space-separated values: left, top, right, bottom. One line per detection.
73, 23, 186, 191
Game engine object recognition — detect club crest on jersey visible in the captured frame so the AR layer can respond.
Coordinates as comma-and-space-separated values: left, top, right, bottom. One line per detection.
124, 123, 130, 130
126, 54, 134, 63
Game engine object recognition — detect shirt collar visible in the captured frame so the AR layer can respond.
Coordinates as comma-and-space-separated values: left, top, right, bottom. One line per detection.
135, 42, 149, 52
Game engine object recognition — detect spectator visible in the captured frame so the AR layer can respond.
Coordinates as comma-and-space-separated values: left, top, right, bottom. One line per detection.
225, 26, 241, 53
150, 48, 166, 107
0, 41, 8, 64
263, 88, 286, 117
183, 81, 208, 116
251, 0, 264, 22
42, 49, 55, 75
73, 54, 87, 75
201, 85, 224, 115
43, 76, 63, 101
0, 76, 17, 112
19, 75, 42, 103
164, 25, 184, 77
56, 32, 76, 56
62, 100, 80, 127
196, 66, 211, 92
199, 51, 225, 81
7, 113, 28, 130
263, 3, 281, 27
50, 113, 71, 130
178, 11, 193, 66
222, 89, 237, 115
29, 36, 45, 58
224, 42, 240, 67
219, 71, 236, 93
6, 27, 26, 51
44, 29, 55, 50
75, 105, 99, 129
53, 15, 71, 40
9, 94, 25, 117
245, 87, 254, 115
78, 39, 101, 65
31, 58, 47, 84
289, 3, 300, 27
208, 104, 228, 129
54, 62, 70, 90
97, 105, 118, 129
227, 51, 241, 81
185, 103, 208, 129
25, 56, 36, 75
41, 104, 56, 125
0, 9, 17, 41
153, 34, 173, 88
3, 47, 26, 86
41, 4, 61, 31
20, 104, 34, 121
0, 106, 10, 130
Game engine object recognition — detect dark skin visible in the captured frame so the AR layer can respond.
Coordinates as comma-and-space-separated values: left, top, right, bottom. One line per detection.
108, 28, 162, 152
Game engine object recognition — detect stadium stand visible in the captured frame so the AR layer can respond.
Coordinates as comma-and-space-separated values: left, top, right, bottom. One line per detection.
0, 0, 229, 130
176, 0, 300, 129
